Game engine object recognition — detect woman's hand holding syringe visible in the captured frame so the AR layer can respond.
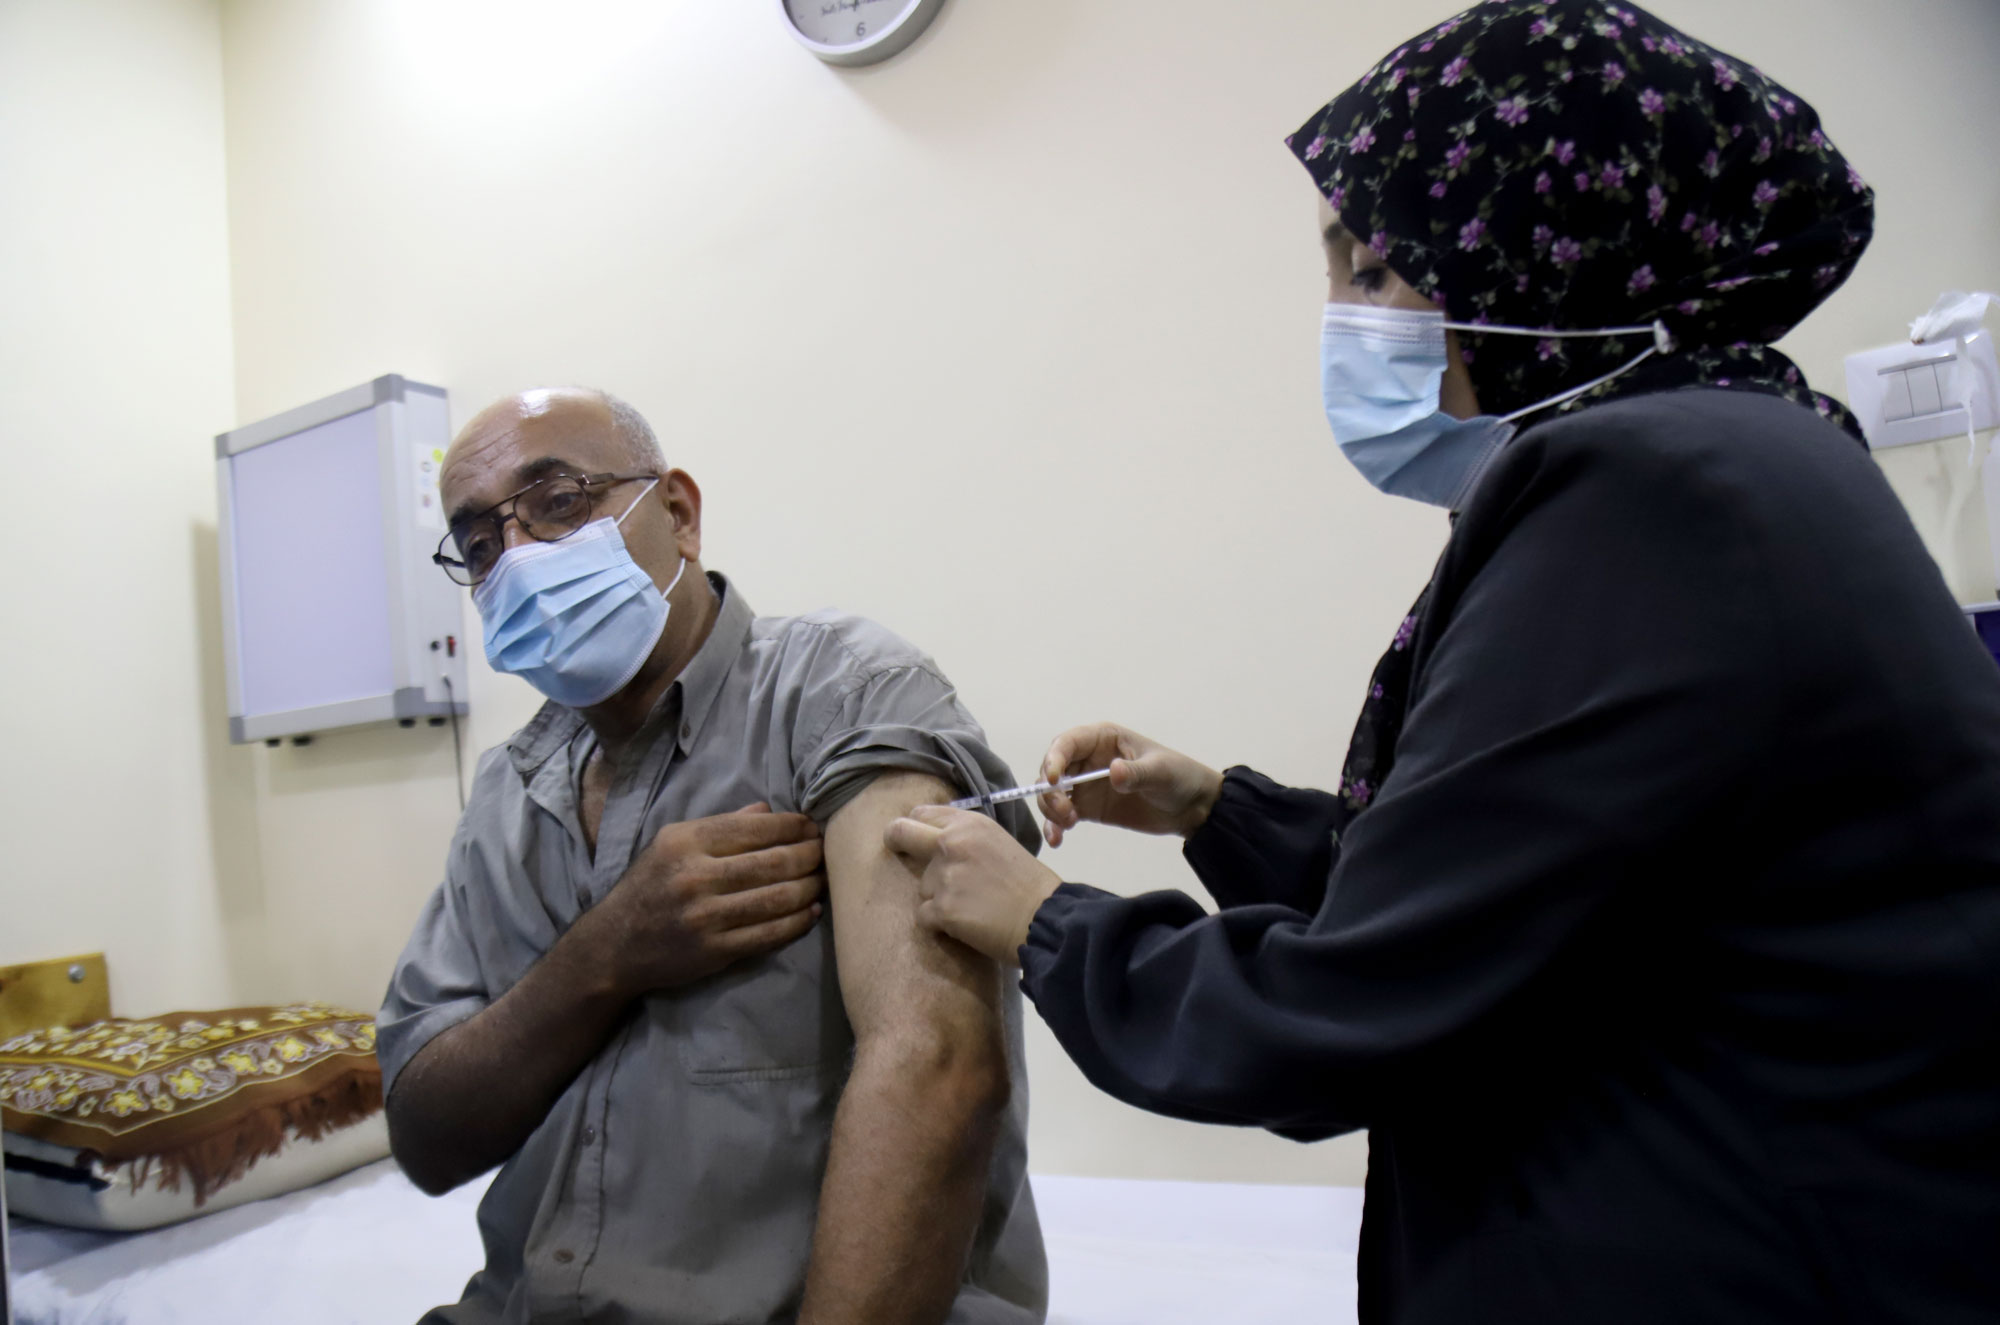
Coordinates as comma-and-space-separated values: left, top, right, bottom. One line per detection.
1032, 723, 1225, 848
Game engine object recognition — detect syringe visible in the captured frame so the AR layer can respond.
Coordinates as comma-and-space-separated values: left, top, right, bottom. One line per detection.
948, 767, 1112, 811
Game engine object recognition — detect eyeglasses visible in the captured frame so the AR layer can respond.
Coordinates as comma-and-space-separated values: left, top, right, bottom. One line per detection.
434, 471, 657, 586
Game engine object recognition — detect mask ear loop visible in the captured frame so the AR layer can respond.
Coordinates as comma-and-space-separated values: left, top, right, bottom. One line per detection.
613, 479, 688, 601
1445, 318, 1668, 344
615, 478, 661, 524
659, 555, 688, 601
1495, 321, 1677, 423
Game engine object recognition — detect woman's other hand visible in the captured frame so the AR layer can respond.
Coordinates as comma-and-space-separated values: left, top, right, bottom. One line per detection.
885, 806, 1063, 967
1038, 722, 1224, 848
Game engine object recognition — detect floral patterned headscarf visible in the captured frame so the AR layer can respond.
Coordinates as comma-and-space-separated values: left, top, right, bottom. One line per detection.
1287, 0, 1873, 439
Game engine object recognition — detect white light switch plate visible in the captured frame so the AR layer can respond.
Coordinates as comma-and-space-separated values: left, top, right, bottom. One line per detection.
1844, 329, 2000, 450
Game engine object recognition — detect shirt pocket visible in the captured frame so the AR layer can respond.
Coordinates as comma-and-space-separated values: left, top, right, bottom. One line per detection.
676, 923, 851, 1082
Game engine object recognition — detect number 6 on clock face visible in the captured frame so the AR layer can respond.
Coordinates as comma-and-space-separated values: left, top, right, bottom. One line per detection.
778, 0, 947, 67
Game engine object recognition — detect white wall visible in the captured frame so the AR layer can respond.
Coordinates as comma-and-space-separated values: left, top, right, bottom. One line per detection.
0, 0, 245, 1013
1746, 0, 2000, 605
3, 0, 1994, 1189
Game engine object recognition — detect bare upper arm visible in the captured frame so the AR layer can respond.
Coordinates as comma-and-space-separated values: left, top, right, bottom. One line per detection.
822, 771, 1004, 1045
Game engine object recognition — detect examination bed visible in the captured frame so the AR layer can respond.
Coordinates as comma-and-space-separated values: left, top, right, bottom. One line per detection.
8, 1162, 1361, 1324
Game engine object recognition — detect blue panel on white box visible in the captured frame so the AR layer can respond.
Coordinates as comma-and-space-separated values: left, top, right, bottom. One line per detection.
1972, 607, 2000, 670
229, 408, 395, 717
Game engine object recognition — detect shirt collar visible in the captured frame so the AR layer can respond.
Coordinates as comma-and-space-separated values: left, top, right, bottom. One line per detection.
671, 571, 752, 756
505, 570, 753, 776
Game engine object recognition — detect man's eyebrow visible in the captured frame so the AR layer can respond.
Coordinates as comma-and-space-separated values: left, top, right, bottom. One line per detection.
514, 455, 580, 485
447, 455, 582, 527
1323, 219, 1349, 246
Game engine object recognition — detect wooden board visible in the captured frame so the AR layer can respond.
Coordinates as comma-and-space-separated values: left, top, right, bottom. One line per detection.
0, 952, 110, 1042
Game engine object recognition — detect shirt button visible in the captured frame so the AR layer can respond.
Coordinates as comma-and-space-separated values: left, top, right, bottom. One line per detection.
553, 1249, 575, 1265
582, 1125, 597, 1145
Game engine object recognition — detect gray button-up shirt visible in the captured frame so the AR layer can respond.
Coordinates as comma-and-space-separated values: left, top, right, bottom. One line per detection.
378, 574, 1047, 1324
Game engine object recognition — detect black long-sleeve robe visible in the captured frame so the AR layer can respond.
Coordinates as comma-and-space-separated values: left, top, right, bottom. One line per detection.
1021, 387, 2000, 1324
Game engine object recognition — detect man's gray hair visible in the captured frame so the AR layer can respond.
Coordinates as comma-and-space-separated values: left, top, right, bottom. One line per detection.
593, 389, 667, 475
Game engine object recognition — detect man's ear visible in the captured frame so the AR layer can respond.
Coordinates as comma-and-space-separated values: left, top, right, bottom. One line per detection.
662, 468, 703, 562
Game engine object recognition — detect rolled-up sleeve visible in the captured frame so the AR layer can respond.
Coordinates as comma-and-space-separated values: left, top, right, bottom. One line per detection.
792, 654, 1038, 856
376, 843, 492, 1096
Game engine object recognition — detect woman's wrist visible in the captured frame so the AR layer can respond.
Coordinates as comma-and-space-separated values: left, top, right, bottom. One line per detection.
1011, 869, 1065, 959
1177, 765, 1227, 838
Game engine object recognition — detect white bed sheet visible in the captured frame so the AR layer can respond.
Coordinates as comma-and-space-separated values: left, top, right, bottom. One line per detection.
9, 1163, 1360, 1324
1035, 1175, 1361, 1325
10, 1160, 489, 1324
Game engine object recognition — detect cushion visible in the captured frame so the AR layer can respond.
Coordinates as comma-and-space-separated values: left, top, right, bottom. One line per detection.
1, 1002, 387, 1229
4, 1114, 391, 1232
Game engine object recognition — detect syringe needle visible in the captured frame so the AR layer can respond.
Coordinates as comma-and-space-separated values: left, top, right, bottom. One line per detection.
948, 767, 1112, 811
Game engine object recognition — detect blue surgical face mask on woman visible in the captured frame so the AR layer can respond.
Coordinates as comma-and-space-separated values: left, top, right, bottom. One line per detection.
1320, 304, 1672, 509
472, 480, 687, 709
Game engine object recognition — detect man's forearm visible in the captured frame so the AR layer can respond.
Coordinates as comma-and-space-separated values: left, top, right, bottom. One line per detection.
799, 1022, 1009, 1325
387, 911, 630, 1195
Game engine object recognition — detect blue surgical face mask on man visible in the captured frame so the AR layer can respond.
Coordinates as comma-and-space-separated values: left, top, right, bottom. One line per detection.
1320, 304, 1672, 509
472, 480, 687, 709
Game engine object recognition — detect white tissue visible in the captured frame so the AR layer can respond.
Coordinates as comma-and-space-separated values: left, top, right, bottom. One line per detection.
1911, 290, 1997, 345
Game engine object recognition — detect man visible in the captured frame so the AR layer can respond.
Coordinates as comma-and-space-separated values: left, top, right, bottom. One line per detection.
378, 387, 1046, 1324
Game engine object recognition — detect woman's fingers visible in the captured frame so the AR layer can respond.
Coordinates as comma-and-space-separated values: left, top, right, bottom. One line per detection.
885, 804, 978, 865
900, 807, 1061, 967
1036, 720, 1219, 843
1039, 722, 1133, 825
883, 814, 946, 863
1042, 723, 1119, 785
1040, 791, 1077, 829
1041, 730, 1085, 785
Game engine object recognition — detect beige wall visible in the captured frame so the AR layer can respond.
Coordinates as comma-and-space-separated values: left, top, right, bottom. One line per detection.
0, 0, 243, 1013
4, 0, 1996, 1188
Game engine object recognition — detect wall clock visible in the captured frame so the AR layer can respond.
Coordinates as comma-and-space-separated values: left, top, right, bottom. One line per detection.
779, 0, 948, 67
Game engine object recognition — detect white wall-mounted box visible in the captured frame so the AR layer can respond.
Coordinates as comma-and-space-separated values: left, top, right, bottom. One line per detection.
1844, 329, 2000, 451
215, 375, 467, 744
